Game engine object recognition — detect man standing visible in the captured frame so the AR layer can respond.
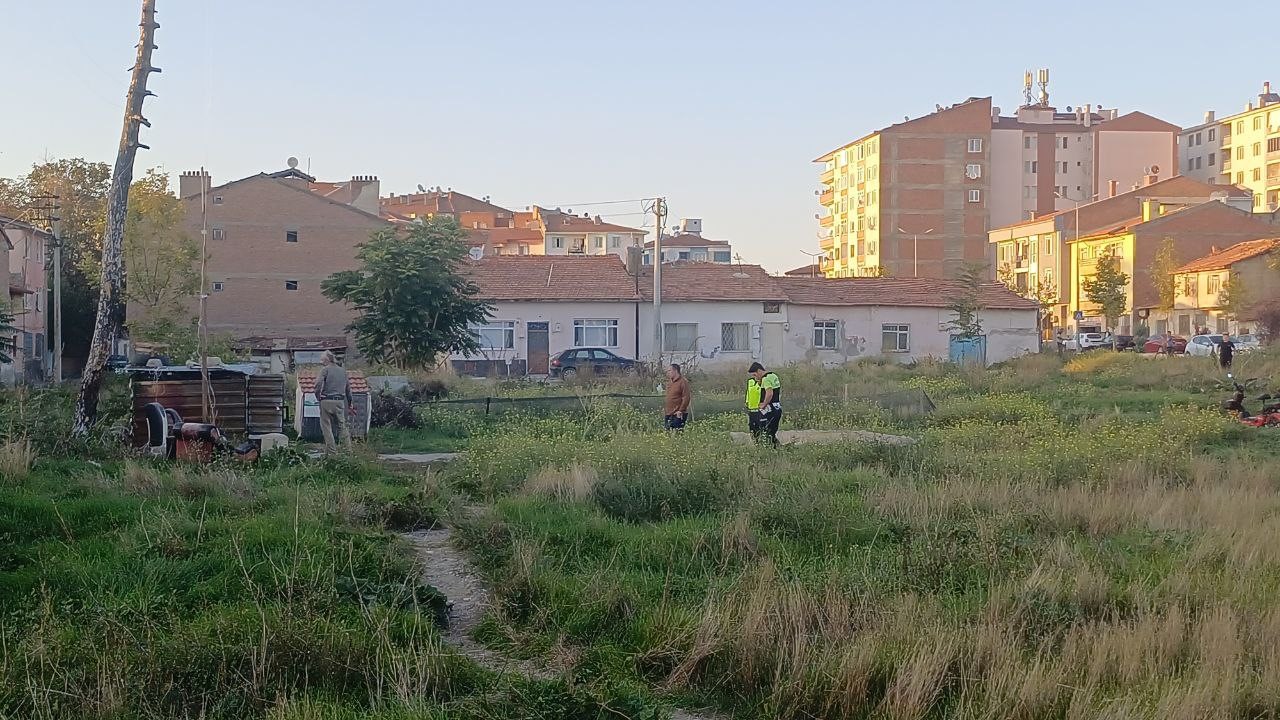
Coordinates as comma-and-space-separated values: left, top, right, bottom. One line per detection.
663, 363, 691, 430
313, 351, 353, 453
1162, 330, 1175, 357
1217, 332, 1235, 370
746, 362, 782, 447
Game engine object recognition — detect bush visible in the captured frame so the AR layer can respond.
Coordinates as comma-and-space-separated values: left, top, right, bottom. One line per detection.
370, 392, 421, 429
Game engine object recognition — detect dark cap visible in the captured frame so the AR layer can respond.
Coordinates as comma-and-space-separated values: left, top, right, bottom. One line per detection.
747, 362, 765, 373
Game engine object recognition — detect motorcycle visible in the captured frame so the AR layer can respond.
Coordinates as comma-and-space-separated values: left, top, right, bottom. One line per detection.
1221, 374, 1280, 428
142, 402, 262, 463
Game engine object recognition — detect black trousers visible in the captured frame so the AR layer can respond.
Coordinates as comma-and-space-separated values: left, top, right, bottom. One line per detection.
664, 414, 686, 430
748, 408, 782, 447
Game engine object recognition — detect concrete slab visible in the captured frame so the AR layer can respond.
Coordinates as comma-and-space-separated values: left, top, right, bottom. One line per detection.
378, 452, 461, 465
729, 429, 915, 446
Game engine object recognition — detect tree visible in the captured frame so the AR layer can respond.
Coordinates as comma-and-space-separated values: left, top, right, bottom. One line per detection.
1034, 279, 1059, 338
124, 170, 198, 312
0, 309, 15, 364
944, 261, 988, 338
1148, 237, 1179, 314
996, 263, 1017, 293
1217, 271, 1251, 325
322, 217, 492, 368
1083, 249, 1129, 347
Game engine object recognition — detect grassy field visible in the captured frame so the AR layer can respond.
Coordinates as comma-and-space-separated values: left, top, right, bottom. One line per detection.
4, 352, 1280, 719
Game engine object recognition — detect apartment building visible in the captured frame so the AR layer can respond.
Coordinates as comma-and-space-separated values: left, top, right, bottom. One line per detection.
642, 218, 733, 265
162, 167, 390, 347
815, 72, 1178, 279
535, 206, 646, 258
0, 217, 51, 385
988, 175, 1253, 329
1179, 82, 1280, 210
1067, 200, 1279, 335
1171, 238, 1280, 336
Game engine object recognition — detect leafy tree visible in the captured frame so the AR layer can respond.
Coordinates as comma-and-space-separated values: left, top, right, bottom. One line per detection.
322, 217, 491, 368
945, 261, 988, 338
1217, 271, 1251, 323
1083, 249, 1129, 346
124, 170, 198, 311
996, 263, 1017, 292
1148, 238, 1179, 314
0, 309, 15, 364
1034, 279, 1059, 337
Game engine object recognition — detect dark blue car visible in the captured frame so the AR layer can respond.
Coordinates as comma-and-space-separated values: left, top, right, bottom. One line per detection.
549, 348, 637, 379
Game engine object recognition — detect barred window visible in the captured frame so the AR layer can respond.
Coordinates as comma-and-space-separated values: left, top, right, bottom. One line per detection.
721, 323, 750, 352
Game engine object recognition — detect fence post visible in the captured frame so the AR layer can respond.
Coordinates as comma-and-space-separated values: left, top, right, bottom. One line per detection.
485, 397, 491, 416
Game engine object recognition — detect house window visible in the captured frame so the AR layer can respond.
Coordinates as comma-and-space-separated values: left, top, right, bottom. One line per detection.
1269, 137, 1280, 153
1237, 146, 1245, 160
1255, 116, 1264, 131
965, 163, 982, 179
1195, 132, 1202, 145
712, 251, 732, 263
34, 333, 44, 358
814, 321, 838, 349
1060, 161, 1069, 174
593, 235, 605, 249
1182, 276, 1197, 296
212, 281, 224, 292
1209, 128, 1216, 141
573, 319, 619, 347
1187, 158, 1195, 172
1178, 314, 1191, 335
1208, 274, 1221, 294
968, 189, 982, 203
678, 251, 690, 260
1196, 157, 1203, 170
721, 323, 750, 352
662, 323, 698, 352
551, 236, 564, 249
212, 195, 223, 205
1237, 121, 1245, 134
1254, 142, 1262, 157
882, 324, 910, 353
967, 138, 983, 153
1043, 268, 1054, 288
1217, 316, 1230, 334
763, 302, 782, 314
609, 235, 621, 248
472, 321, 515, 350
1025, 160, 1037, 174
285, 229, 298, 243
1209, 152, 1216, 167
1024, 136, 1033, 149
1237, 172, 1245, 184
285, 280, 298, 291
211, 227, 225, 241
1253, 168, 1262, 182
518, 244, 529, 256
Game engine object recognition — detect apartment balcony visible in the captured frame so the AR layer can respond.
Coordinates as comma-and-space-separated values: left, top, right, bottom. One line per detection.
1222, 159, 1232, 172
819, 188, 835, 205
819, 233, 835, 250
819, 214, 834, 228
820, 167, 836, 183
1222, 134, 1233, 147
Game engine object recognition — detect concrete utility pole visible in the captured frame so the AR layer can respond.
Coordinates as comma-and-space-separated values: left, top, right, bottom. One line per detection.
652, 197, 667, 363
74, 0, 160, 435
51, 212, 63, 383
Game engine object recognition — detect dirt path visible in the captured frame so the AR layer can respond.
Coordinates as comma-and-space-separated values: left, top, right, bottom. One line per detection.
401, 526, 725, 719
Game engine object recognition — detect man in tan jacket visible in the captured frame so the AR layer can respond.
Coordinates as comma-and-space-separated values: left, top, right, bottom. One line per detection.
663, 363, 691, 430
313, 351, 353, 453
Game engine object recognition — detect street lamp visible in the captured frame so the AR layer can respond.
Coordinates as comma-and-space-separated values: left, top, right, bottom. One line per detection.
799, 248, 827, 278
896, 226, 934, 277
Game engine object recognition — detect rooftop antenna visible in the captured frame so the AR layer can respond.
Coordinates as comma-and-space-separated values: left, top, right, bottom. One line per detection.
1023, 70, 1035, 107
417, 184, 426, 193
1037, 68, 1050, 106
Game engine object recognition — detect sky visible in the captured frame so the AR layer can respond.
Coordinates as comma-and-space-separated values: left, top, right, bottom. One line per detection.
2, 0, 1273, 272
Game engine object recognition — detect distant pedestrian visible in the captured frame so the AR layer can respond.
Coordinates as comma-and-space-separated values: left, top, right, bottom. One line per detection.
313, 351, 354, 453
663, 363, 691, 430
1217, 333, 1235, 370
1162, 330, 1175, 357
746, 362, 782, 448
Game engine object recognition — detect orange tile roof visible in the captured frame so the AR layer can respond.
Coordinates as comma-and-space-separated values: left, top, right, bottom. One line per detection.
784, 263, 823, 277
644, 233, 730, 249
463, 256, 640, 301
1174, 239, 1280, 274
542, 213, 646, 235
777, 277, 1038, 310
379, 190, 512, 216
639, 263, 787, 302
298, 370, 371, 394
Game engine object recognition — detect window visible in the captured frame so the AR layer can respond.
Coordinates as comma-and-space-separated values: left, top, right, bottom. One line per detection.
712, 250, 732, 263
1195, 157, 1203, 170
568, 238, 585, 254
1237, 146, 1246, 160
721, 323, 750, 352
211, 227, 225, 241
285, 280, 298, 291
869, 241, 878, 254
882, 324, 910, 353
285, 229, 298, 243
1255, 116, 1264, 131
763, 302, 782, 314
1188, 158, 1195, 172
472, 321, 515, 350
1209, 152, 1216, 167
678, 251, 690, 260
518, 244, 530, 255
1270, 137, 1280, 153
593, 235, 605, 249
1182, 276, 1197, 296
1237, 121, 1245, 134
1043, 268, 1054, 288
34, 333, 44, 358
967, 138, 983, 153
663, 323, 698, 351
814, 321, 838, 349
1060, 136, 1068, 149
609, 235, 621, 248
551, 236, 564, 249
1026, 160, 1038, 174
1253, 168, 1262, 182
1060, 161, 1069, 174
212, 281, 224, 292
1254, 142, 1263, 157
1237, 172, 1245, 184
967, 189, 982, 203
1195, 132, 1202, 145
573, 319, 618, 347
1208, 274, 1221, 294
965, 163, 982, 179
1178, 314, 1191, 335
1024, 137, 1033, 150
1217, 317, 1230, 334
212, 195, 223, 205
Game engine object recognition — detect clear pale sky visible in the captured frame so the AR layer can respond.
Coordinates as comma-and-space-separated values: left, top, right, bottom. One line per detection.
2, 0, 1271, 272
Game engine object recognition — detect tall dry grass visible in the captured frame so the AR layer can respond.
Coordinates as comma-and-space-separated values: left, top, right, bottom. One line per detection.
0, 437, 35, 484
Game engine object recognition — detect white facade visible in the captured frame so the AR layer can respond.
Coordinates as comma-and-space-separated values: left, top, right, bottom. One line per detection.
453, 300, 638, 371
544, 231, 645, 259
638, 300, 789, 372
784, 305, 1039, 366
643, 244, 734, 265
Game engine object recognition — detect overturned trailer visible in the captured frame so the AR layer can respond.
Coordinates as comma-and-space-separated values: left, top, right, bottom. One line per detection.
128, 363, 287, 445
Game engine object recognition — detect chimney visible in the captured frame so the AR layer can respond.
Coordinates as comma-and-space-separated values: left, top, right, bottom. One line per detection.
179, 170, 211, 199
1204, 110, 1216, 124
1144, 172, 1159, 187
1084, 104, 1092, 128
1141, 198, 1162, 222
1210, 245, 1220, 255
346, 175, 381, 215
1108, 179, 1119, 198
593, 215, 602, 224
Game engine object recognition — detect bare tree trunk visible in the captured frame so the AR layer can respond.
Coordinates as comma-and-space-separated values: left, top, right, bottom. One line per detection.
72, 0, 160, 436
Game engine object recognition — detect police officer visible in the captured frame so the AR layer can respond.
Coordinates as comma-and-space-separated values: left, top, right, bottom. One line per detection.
746, 362, 782, 447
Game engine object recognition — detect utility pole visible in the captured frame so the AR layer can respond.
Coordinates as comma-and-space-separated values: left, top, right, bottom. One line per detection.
51, 212, 63, 384
73, 0, 160, 435
652, 197, 666, 364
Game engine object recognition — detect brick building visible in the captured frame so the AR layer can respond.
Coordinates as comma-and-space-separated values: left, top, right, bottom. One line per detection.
0, 217, 51, 385
163, 167, 389, 349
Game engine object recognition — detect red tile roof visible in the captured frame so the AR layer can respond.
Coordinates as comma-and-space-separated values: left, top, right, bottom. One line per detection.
639, 263, 788, 302
995, 176, 1251, 232
643, 233, 730, 249
537, 208, 646, 235
463, 256, 641, 301
233, 336, 348, 352
777, 277, 1038, 310
379, 190, 513, 217
784, 263, 823, 277
1094, 111, 1180, 134
1174, 239, 1280, 274
298, 370, 370, 394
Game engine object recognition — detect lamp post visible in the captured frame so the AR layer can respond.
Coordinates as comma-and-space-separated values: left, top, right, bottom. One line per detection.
799, 248, 827, 278
896, 226, 934, 277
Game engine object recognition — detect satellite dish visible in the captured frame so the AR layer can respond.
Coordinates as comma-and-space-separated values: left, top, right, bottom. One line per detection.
1150, 164, 1160, 175
286, 157, 299, 169
468, 247, 484, 261
417, 184, 426, 193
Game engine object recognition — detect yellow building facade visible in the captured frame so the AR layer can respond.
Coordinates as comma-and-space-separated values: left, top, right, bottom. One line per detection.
1220, 87, 1280, 211
1068, 230, 1136, 334
816, 133, 883, 277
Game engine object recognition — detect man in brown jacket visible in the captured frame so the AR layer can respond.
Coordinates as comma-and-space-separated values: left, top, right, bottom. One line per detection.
663, 363, 691, 430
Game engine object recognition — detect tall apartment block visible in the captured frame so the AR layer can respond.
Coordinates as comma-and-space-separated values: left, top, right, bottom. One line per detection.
1178, 81, 1280, 212
815, 71, 1178, 278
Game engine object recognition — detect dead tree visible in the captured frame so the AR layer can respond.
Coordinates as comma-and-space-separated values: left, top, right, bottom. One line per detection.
73, 0, 160, 436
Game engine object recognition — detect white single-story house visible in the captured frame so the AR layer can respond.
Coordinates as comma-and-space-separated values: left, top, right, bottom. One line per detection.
453, 256, 1039, 375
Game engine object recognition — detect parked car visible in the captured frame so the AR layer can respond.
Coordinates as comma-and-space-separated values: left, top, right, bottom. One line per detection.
1234, 334, 1263, 353
1184, 334, 1224, 357
549, 348, 638, 379
1141, 335, 1188, 354
1064, 331, 1112, 351
1112, 335, 1137, 352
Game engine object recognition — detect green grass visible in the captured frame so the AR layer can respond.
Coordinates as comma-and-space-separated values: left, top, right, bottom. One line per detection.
6, 350, 1280, 718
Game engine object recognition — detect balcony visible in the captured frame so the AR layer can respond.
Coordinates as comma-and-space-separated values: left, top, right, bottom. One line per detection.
820, 167, 835, 183
819, 233, 835, 250
1222, 159, 1232, 172
819, 188, 835, 205
1222, 134, 1233, 147
819, 214, 834, 228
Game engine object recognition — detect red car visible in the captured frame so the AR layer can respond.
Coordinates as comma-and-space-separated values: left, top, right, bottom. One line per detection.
1142, 335, 1188, 354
